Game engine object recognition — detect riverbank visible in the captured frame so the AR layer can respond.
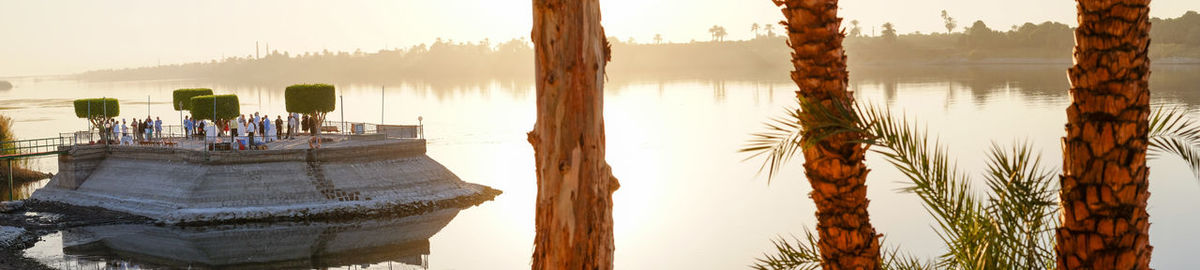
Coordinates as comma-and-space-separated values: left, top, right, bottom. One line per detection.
0, 201, 151, 269
0, 165, 51, 185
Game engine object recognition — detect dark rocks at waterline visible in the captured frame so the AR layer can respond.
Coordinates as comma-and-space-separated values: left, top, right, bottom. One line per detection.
0, 201, 155, 270
0, 81, 10, 90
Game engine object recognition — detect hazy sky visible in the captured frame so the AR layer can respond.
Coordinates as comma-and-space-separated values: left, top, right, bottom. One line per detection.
2, 0, 1197, 77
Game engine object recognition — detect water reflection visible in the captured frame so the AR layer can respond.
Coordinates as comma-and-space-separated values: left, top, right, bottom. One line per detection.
849, 65, 1199, 106
2, 179, 47, 201
2, 65, 1199, 269
28, 209, 462, 269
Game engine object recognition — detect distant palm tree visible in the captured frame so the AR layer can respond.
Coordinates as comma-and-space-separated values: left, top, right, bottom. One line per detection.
882, 22, 897, 41
940, 10, 957, 34
1056, 0, 1154, 268
654, 33, 663, 44
752, 23, 761, 37
709, 25, 721, 41
850, 20, 862, 38
765, 24, 775, 37
716, 26, 728, 41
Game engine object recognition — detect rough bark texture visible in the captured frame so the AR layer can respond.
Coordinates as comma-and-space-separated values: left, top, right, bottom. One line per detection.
774, 0, 882, 269
529, 0, 619, 269
1057, 0, 1153, 269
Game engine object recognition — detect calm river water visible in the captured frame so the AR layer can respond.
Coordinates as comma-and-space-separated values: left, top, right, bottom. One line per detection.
1, 65, 1199, 269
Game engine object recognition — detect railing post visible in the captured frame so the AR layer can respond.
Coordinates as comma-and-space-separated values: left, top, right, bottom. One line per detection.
7, 159, 12, 200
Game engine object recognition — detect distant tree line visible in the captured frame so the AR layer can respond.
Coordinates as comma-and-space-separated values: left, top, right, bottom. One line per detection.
79, 38, 534, 83
76, 11, 1200, 82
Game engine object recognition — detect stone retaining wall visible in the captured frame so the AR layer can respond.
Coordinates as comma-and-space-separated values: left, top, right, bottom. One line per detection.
31, 140, 496, 224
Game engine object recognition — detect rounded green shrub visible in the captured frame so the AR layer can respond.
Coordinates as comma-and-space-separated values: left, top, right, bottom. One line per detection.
172, 88, 213, 111
189, 95, 240, 122
74, 98, 120, 138
74, 98, 120, 119
284, 84, 336, 114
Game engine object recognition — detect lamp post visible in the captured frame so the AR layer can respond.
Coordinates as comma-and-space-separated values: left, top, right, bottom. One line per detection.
179, 101, 183, 138
340, 95, 345, 135
102, 97, 108, 145
381, 86, 385, 125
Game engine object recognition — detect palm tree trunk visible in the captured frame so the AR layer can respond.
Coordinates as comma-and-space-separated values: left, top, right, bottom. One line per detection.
529, 0, 619, 269
1057, 0, 1153, 269
773, 0, 882, 269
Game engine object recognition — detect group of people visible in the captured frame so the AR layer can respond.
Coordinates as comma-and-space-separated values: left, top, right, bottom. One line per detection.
96, 112, 326, 150
101, 117, 163, 145
180, 112, 322, 148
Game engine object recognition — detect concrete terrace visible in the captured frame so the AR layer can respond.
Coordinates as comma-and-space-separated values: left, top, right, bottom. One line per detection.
29, 134, 500, 224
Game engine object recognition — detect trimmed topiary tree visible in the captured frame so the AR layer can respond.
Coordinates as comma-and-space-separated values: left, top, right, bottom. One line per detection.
189, 95, 240, 135
285, 84, 336, 135
172, 88, 213, 111
74, 98, 119, 139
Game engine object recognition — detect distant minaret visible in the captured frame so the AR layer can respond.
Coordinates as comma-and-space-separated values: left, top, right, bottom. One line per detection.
256, 41, 260, 59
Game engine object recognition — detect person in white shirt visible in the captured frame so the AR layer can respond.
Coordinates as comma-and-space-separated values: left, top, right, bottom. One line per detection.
205, 120, 217, 145
247, 119, 258, 146
251, 113, 259, 138
287, 113, 298, 139
237, 116, 247, 137
232, 115, 241, 138
110, 120, 120, 143
121, 122, 131, 145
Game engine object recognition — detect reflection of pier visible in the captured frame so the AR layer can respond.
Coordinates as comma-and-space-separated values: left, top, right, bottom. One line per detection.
60, 208, 461, 269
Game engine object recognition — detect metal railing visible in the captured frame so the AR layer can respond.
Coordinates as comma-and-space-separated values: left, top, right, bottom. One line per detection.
22, 117, 427, 154
319, 120, 424, 139
61, 127, 190, 148
0, 137, 75, 159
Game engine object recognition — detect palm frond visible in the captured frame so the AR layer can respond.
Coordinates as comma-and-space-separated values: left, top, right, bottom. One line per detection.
880, 241, 935, 270
741, 107, 806, 182
853, 103, 1002, 269
746, 98, 1200, 269
1148, 107, 1200, 180
981, 142, 1058, 269
751, 230, 822, 270
740, 96, 868, 183
751, 229, 934, 270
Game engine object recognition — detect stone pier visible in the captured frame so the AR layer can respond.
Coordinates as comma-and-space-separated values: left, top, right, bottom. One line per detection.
30, 138, 499, 224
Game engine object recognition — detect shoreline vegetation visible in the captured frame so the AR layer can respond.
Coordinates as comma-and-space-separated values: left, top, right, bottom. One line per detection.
74, 12, 1200, 83
0, 115, 51, 184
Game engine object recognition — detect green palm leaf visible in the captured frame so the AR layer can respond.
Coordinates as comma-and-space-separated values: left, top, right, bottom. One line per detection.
1148, 106, 1200, 179
745, 98, 1200, 269
751, 229, 931, 270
